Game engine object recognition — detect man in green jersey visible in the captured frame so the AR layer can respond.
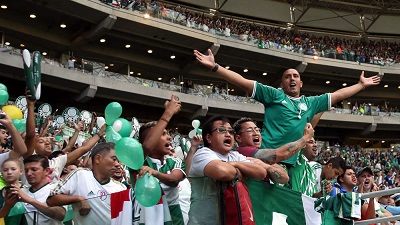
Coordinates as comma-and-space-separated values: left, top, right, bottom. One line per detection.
194, 49, 380, 166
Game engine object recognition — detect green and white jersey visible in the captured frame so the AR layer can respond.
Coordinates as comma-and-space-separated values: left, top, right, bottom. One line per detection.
145, 156, 186, 206
49, 168, 127, 225
23, 183, 64, 225
289, 151, 318, 197
310, 161, 322, 192
252, 81, 331, 165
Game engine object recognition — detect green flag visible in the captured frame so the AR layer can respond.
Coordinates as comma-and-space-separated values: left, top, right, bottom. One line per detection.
247, 179, 322, 225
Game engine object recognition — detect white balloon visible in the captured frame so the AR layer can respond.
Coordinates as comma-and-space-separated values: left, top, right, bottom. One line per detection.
113, 120, 123, 132
97, 117, 106, 128
192, 119, 200, 128
76, 137, 84, 147
188, 129, 197, 139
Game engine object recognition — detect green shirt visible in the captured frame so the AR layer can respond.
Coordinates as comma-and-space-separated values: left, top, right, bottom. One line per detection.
252, 81, 330, 165
289, 150, 319, 197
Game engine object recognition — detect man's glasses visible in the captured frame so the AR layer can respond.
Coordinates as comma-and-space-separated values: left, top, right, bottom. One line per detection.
238, 127, 261, 135
212, 126, 235, 135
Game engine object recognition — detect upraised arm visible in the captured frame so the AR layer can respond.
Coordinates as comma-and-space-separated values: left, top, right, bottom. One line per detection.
0, 113, 27, 159
331, 71, 380, 105
142, 94, 181, 157
65, 124, 105, 165
194, 49, 254, 94
24, 88, 36, 158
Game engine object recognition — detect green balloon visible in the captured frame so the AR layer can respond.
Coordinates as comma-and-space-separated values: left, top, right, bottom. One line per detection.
105, 102, 122, 126
0, 90, 9, 105
0, 83, 7, 91
115, 137, 144, 170
8, 202, 26, 216
116, 118, 132, 137
134, 173, 161, 207
12, 119, 22, 131
105, 126, 122, 143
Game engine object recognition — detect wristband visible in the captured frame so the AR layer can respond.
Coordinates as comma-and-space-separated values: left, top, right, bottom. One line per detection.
211, 63, 220, 72
160, 118, 169, 123
95, 133, 102, 138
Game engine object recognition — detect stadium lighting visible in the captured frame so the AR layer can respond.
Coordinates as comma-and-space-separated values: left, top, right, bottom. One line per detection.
100, 39, 106, 43
30, 14, 36, 19
342, 83, 347, 86
42, 52, 47, 56
104, 66, 108, 69
384, 84, 388, 88
243, 69, 248, 72
263, 72, 267, 76
326, 81, 330, 84
20, 44, 25, 47
382, 140, 385, 143
125, 44, 131, 48
1, 5, 7, 9
231, 89, 234, 92
60, 24, 66, 28
130, 71, 133, 75
158, 77, 162, 80
137, 73, 141, 76
180, 81, 184, 85
4, 42, 10, 46
110, 64, 114, 67
147, 50, 153, 54
366, 140, 369, 143
170, 55, 175, 59
225, 66, 230, 69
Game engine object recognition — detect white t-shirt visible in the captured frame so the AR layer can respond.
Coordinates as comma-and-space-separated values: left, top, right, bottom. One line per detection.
48, 154, 68, 181
49, 168, 126, 225
22, 183, 64, 225
189, 147, 248, 177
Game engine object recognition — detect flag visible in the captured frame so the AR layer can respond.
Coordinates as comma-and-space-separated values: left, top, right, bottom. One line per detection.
111, 189, 135, 225
315, 193, 361, 225
110, 188, 173, 225
139, 194, 173, 225
247, 179, 322, 225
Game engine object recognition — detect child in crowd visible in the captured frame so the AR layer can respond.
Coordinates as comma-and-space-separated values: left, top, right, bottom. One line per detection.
0, 158, 25, 225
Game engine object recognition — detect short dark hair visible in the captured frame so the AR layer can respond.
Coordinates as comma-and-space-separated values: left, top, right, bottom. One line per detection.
202, 115, 230, 147
24, 154, 49, 169
91, 142, 115, 164
48, 151, 65, 160
326, 157, 346, 173
232, 117, 254, 134
138, 121, 157, 144
337, 165, 354, 184
0, 124, 6, 130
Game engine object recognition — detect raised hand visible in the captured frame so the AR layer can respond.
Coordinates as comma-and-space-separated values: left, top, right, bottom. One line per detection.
303, 123, 314, 141
359, 71, 381, 88
194, 49, 216, 70
164, 94, 181, 116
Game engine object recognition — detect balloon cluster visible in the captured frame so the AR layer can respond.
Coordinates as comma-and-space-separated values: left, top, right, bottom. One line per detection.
102, 102, 144, 170
0, 84, 26, 132
102, 102, 162, 207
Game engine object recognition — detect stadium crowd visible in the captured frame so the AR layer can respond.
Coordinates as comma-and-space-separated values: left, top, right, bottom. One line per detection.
0, 49, 398, 225
99, 0, 400, 66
